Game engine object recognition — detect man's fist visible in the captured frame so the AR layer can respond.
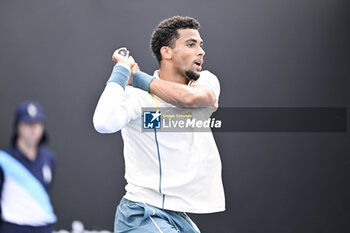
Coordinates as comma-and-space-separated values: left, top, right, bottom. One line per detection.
127, 63, 140, 85
112, 47, 135, 69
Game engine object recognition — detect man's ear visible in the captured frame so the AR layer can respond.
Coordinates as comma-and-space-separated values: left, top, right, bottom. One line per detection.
160, 46, 172, 60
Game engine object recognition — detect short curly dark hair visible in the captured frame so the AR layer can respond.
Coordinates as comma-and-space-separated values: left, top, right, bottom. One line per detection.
150, 16, 200, 64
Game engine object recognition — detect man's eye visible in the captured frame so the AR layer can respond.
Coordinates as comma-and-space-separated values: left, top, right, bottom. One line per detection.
187, 43, 195, 48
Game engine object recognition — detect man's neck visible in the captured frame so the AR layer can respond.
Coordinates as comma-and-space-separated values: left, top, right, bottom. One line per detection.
17, 139, 37, 161
158, 65, 188, 84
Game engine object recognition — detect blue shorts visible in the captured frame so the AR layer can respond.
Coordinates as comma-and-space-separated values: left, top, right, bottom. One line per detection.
114, 198, 201, 233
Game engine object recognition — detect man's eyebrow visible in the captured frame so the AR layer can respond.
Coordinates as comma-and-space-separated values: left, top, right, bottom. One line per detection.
185, 38, 204, 45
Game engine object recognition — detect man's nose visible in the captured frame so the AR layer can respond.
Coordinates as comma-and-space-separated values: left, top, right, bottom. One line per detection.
198, 46, 205, 56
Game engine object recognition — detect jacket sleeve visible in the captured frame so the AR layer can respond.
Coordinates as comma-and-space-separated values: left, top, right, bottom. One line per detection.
93, 65, 132, 133
93, 82, 130, 133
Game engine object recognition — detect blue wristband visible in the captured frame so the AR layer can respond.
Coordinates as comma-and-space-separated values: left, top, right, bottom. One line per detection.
107, 65, 131, 89
132, 71, 155, 92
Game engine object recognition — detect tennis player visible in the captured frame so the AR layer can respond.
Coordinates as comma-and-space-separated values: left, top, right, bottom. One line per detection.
94, 16, 225, 233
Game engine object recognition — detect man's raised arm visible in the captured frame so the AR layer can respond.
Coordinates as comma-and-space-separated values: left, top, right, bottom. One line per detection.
93, 50, 137, 133
131, 71, 220, 108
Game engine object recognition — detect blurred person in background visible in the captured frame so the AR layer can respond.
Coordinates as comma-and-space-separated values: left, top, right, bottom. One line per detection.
0, 101, 56, 233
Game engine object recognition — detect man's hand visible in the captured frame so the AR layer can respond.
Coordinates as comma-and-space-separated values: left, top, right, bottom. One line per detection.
112, 48, 135, 69
127, 63, 140, 85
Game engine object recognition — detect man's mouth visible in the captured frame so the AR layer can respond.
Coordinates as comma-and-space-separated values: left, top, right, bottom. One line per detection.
194, 59, 203, 70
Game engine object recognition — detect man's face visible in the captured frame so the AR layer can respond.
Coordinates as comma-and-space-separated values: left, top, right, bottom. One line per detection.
17, 122, 44, 147
170, 28, 205, 81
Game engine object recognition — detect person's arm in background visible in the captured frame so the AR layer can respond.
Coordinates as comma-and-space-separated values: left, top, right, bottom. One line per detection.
93, 51, 138, 133
0, 167, 3, 215
47, 149, 56, 193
